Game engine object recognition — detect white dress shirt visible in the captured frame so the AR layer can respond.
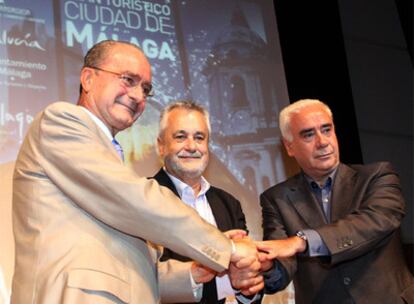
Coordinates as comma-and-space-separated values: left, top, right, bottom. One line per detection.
166, 171, 237, 302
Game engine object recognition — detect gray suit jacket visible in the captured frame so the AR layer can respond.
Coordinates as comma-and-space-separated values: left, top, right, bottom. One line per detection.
11, 102, 232, 304
261, 162, 414, 304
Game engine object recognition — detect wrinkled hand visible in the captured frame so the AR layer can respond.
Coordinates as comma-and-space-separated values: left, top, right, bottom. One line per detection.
230, 237, 256, 264
191, 262, 216, 284
229, 237, 264, 295
229, 257, 264, 295
256, 236, 306, 260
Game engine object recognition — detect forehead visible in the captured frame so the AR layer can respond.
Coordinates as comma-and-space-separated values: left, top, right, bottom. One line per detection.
103, 44, 150, 72
167, 109, 208, 131
291, 105, 332, 130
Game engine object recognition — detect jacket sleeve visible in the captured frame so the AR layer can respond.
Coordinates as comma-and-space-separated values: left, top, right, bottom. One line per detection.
316, 162, 405, 265
22, 102, 232, 272
260, 191, 296, 292
158, 259, 198, 303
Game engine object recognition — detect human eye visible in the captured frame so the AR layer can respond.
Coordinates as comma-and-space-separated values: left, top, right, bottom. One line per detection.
142, 83, 153, 97
120, 75, 136, 87
173, 132, 187, 142
194, 133, 206, 142
321, 125, 332, 135
301, 130, 315, 141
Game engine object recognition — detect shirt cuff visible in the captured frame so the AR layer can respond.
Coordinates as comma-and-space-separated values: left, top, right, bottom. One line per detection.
263, 260, 285, 293
301, 229, 330, 256
234, 290, 262, 303
189, 269, 203, 301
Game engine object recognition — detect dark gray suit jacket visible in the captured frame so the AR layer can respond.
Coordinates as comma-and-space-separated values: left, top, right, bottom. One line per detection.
153, 169, 247, 304
261, 162, 414, 304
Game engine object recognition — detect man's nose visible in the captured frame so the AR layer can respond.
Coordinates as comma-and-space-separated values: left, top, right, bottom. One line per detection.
185, 138, 197, 151
316, 132, 329, 147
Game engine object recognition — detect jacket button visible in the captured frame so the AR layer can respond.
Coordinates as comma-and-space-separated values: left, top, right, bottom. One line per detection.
343, 277, 351, 285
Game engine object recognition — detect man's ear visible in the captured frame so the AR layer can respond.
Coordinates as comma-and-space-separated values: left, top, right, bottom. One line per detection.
282, 138, 294, 157
80, 67, 94, 93
157, 137, 164, 157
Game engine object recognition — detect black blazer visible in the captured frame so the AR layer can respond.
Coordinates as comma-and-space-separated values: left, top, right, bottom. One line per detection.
152, 169, 247, 304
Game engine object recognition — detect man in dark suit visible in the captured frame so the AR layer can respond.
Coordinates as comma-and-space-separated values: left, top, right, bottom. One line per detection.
256, 99, 414, 304
154, 100, 262, 304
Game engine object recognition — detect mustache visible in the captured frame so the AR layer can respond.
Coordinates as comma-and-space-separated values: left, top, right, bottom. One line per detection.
177, 150, 203, 158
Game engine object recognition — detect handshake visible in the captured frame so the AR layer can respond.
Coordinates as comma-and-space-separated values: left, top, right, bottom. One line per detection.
191, 229, 306, 296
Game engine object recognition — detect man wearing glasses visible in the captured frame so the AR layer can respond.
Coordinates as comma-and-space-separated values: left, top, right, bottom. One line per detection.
11, 40, 263, 304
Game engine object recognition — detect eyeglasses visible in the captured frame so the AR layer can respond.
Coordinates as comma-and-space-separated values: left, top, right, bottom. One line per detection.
89, 66, 154, 98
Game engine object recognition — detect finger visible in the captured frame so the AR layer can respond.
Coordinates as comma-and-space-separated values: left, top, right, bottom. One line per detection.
233, 274, 263, 290
241, 284, 264, 296
255, 241, 273, 252
224, 229, 247, 239
241, 276, 265, 295
230, 267, 260, 280
260, 259, 274, 272
258, 252, 268, 262
235, 256, 256, 268
256, 242, 279, 260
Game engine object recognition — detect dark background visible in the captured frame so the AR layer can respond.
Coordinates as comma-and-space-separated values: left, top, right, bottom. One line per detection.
273, 0, 413, 271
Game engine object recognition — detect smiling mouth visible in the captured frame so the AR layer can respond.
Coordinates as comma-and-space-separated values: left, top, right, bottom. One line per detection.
178, 156, 201, 159
116, 101, 136, 115
315, 152, 333, 159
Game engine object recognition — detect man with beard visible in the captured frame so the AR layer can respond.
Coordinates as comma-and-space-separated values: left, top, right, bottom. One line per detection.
153, 100, 261, 304
256, 99, 414, 303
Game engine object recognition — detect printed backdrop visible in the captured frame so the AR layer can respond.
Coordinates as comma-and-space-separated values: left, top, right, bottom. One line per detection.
0, 1, 295, 302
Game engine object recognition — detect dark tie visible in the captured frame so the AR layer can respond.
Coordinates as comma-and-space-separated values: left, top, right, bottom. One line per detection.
112, 138, 124, 161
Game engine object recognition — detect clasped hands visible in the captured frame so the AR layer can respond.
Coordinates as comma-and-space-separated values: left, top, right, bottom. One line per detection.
227, 230, 263, 296
227, 230, 307, 295
191, 229, 263, 296
191, 231, 306, 296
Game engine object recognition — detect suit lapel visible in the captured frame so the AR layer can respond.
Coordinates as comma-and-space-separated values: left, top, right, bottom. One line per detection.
77, 106, 121, 162
330, 164, 357, 222
153, 171, 230, 230
206, 191, 229, 231
152, 169, 180, 197
288, 174, 328, 227
152, 170, 220, 302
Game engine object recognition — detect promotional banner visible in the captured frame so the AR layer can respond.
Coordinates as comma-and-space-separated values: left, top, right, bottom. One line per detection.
0, 1, 293, 302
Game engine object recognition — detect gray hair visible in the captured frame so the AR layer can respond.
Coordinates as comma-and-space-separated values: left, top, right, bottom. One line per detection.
158, 100, 211, 140
279, 99, 333, 142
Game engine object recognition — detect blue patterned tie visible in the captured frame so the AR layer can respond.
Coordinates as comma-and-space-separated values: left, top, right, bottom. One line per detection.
112, 138, 124, 161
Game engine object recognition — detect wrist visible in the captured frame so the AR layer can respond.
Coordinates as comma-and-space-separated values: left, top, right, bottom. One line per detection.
295, 231, 308, 252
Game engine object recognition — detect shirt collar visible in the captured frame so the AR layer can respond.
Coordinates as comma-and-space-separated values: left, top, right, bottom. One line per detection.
164, 168, 210, 198
80, 106, 113, 141
303, 166, 338, 190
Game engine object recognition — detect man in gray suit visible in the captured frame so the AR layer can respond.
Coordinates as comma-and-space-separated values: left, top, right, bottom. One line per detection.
11, 40, 262, 303
256, 99, 414, 303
